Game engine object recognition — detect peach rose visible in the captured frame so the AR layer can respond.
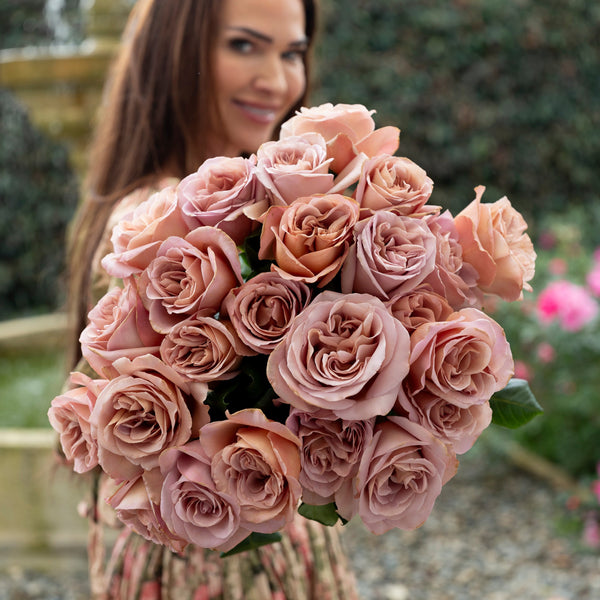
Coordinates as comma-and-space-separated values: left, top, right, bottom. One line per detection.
80, 283, 163, 379
388, 285, 454, 333
286, 408, 375, 507
259, 194, 360, 287
454, 186, 536, 301
221, 271, 312, 354
399, 307, 514, 410
102, 187, 189, 278
177, 156, 262, 245
267, 291, 410, 420
108, 474, 187, 554
341, 211, 438, 302
280, 103, 400, 174
142, 227, 243, 332
91, 354, 209, 481
422, 211, 482, 310
200, 409, 302, 534
349, 416, 458, 533
160, 315, 250, 383
48, 372, 106, 473
354, 155, 437, 218
159, 441, 249, 552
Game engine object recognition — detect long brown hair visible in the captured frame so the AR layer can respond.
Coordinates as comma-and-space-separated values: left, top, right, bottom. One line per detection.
67, 0, 317, 368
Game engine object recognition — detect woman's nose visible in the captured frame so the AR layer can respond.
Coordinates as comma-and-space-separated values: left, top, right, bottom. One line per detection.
253, 54, 287, 95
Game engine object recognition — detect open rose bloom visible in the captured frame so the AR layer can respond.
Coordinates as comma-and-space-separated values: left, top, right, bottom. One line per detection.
50, 102, 536, 551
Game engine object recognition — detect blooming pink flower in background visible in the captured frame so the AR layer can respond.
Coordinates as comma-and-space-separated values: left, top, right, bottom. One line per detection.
513, 360, 532, 381
548, 258, 567, 276
536, 280, 598, 331
536, 342, 556, 364
587, 262, 600, 297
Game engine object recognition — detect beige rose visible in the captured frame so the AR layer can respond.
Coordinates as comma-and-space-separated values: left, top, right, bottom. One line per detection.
200, 409, 302, 534
80, 283, 163, 379
267, 291, 410, 420
280, 103, 400, 174
259, 194, 360, 287
388, 285, 454, 333
221, 271, 312, 354
455, 186, 536, 301
341, 211, 438, 302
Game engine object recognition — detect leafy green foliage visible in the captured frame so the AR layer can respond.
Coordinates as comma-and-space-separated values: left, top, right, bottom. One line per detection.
219, 532, 282, 558
298, 502, 344, 527
490, 379, 543, 429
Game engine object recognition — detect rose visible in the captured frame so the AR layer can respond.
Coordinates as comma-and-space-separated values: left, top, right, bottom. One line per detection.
280, 103, 400, 174
142, 226, 243, 332
80, 283, 163, 379
286, 408, 375, 507
388, 285, 454, 333
341, 211, 438, 302
354, 155, 437, 218
268, 291, 410, 420
454, 186, 536, 301
91, 354, 209, 480
177, 156, 262, 245
160, 315, 251, 382
48, 372, 106, 473
421, 211, 482, 310
536, 280, 598, 332
102, 187, 189, 278
159, 440, 249, 552
259, 194, 360, 287
221, 271, 312, 354
399, 307, 514, 410
348, 416, 458, 533
108, 474, 187, 553
200, 409, 302, 533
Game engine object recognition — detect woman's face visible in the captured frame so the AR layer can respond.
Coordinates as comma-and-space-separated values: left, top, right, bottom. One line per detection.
211, 0, 308, 157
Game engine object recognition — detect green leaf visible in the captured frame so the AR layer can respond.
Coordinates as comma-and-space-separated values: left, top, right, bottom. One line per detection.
298, 502, 341, 526
219, 532, 282, 558
490, 378, 543, 429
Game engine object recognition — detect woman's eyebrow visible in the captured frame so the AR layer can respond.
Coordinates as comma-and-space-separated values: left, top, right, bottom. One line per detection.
226, 26, 308, 48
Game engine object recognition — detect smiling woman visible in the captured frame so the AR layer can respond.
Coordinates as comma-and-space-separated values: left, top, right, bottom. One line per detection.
63, 0, 359, 598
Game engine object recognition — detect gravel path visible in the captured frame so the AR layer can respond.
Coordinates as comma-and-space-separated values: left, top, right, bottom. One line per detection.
1, 445, 598, 600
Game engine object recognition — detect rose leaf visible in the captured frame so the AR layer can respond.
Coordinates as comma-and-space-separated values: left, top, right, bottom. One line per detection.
219, 532, 282, 558
298, 502, 342, 526
490, 378, 543, 429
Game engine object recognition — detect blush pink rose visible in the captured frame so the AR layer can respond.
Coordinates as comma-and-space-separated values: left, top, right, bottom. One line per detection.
279, 103, 400, 174
341, 211, 437, 302
348, 416, 458, 533
388, 285, 454, 333
142, 226, 243, 332
399, 307, 514, 410
221, 271, 312, 354
421, 211, 483, 310
102, 187, 189, 278
80, 283, 163, 379
159, 440, 249, 552
536, 280, 598, 331
259, 193, 360, 287
354, 155, 437, 218
91, 354, 209, 481
177, 156, 262, 245
108, 474, 187, 554
267, 291, 410, 420
160, 315, 251, 383
454, 186, 536, 301
48, 372, 106, 473
286, 408, 375, 507
200, 409, 302, 534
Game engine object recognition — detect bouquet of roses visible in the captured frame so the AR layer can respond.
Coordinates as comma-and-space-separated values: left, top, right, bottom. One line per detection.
49, 103, 541, 554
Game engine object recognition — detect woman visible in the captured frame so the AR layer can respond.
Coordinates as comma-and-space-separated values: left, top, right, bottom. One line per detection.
67, 0, 358, 598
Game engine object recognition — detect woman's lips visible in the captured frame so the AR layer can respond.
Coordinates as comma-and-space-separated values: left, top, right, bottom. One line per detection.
233, 100, 279, 124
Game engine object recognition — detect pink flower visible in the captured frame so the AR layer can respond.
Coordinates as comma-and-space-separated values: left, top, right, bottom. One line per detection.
102, 187, 189, 278
267, 291, 410, 420
91, 354, 209, 480
142, 227, 243, 332
587, 262, 600, 297
536, 280, 598, 331
513, 360, 532, 382
548, 258, 567, 276
259, 194, 360, 287
388, 286, 454, 333
80, 283, 163, 379
280, 103, 400, 174
177, 156, 262, 245
159, 440, 248, 552
346, 416, 458, 532
221, 271, 312, 354
199, 409, 302, 534
341, 211, 438, 302
48, 372, 106, 473
536, 342, 556, 364
455, 186, 536, 301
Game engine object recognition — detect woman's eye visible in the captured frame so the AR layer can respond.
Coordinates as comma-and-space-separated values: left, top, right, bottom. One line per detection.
282, 49, 306, 63
228, 38, 254, 54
